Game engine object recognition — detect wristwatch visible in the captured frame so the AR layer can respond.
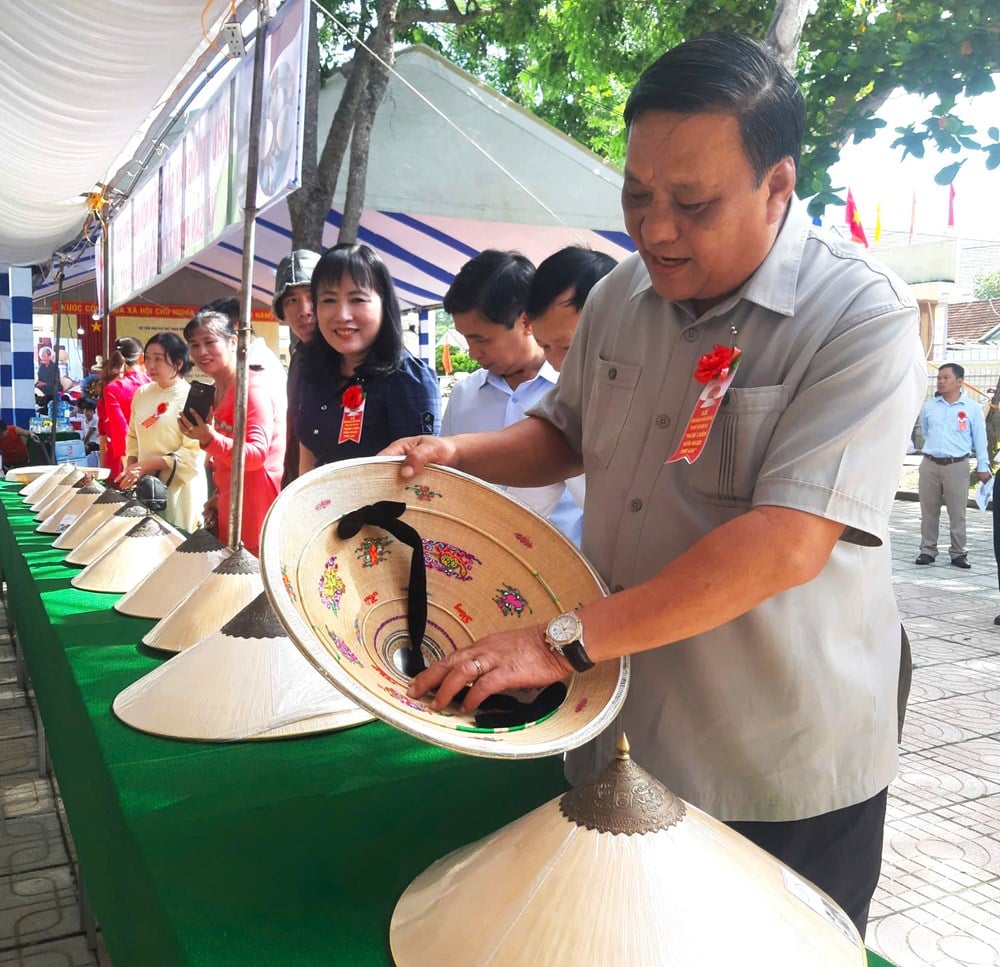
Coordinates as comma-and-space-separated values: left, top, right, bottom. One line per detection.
544, 612, 595, 673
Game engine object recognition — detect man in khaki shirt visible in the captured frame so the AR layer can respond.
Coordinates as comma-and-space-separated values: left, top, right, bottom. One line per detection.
386, 32, 924, 936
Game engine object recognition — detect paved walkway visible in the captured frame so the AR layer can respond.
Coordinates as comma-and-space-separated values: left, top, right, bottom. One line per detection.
1, 496, 999, 966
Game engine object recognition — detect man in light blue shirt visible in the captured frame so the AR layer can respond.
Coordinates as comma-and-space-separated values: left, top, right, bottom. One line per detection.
441, 251, 582, 546
917, 362, 992, 568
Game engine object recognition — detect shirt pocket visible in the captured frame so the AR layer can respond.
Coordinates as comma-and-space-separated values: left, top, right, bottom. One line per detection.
693, 384, 791, 505
583, 357, 642, 469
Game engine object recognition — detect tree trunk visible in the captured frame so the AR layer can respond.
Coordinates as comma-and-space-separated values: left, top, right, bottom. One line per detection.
765, 0, 813, 71
338, 1, 398, 244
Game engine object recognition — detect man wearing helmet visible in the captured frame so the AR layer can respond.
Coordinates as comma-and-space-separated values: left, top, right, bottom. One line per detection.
273, 250, 320, 486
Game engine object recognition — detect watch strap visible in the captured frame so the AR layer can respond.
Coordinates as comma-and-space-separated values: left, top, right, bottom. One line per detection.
557, 638, 595, 673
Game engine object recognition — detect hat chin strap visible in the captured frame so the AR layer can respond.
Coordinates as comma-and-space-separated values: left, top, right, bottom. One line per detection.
337, 501, 428, 677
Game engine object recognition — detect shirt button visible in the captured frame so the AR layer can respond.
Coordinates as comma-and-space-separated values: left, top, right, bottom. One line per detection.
313, 429, 319, 435
656, 414, 671, 428
608, 368, 617, 380
629, 498, 643, 512
321, 404, 327, 411
683, 329, 698, 343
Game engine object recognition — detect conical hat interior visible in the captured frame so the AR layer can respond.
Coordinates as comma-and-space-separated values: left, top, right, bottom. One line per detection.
260, 457, 628, 760
71, 517, 185, 593
9, 465, 58, 489
142, 547, 263, 652
115, 529, 233, 619
52, 488, 130, 550
37, 484, 103, 534
390, 739, 867, 967
113, 592, 374, 741
64, 501, 153, 566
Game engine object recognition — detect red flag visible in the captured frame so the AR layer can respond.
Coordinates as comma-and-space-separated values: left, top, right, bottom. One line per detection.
846, 189, 868, 247
948, 183, 956, 228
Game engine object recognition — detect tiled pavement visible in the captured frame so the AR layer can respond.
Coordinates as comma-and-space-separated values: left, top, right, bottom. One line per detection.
0, 496, 999, 966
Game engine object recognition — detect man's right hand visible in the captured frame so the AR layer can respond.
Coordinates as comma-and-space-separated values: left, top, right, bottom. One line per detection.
380, 435, 459, 480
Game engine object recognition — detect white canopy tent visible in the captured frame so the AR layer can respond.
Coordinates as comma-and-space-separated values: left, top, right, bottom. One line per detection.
31, 44, 635, 311
0, 0, 233, 270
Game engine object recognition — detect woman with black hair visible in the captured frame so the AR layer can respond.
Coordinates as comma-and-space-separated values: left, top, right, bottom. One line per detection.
295, 243, 440, 474
101, 336, 150, 473
117, 332, 207, 531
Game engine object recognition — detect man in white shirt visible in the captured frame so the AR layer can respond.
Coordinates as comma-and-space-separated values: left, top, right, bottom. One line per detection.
442, 250, 582, 545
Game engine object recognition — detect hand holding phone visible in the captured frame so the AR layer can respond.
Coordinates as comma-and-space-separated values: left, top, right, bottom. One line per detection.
183, 381, 215, 424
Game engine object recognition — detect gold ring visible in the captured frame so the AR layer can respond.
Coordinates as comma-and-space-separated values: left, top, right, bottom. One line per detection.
472, 658, 484, 679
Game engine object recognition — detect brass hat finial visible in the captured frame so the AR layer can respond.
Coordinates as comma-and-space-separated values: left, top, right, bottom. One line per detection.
560, 733, 686, 835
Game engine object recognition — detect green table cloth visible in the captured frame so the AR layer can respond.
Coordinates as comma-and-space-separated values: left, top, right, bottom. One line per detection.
0, 483, 896, 966
0, 483, 566, 965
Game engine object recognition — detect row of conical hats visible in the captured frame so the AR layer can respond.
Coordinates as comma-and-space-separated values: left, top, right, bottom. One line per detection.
15, 465, 867, 964
17, 464, 371, 742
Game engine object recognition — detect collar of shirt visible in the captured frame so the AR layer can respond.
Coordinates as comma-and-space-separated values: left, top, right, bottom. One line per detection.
481, 361, 559, 397
625, 194, 813, 320
930, 393, 973, 408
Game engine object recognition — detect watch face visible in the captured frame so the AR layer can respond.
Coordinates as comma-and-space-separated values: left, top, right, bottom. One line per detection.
548, 613, 580, 645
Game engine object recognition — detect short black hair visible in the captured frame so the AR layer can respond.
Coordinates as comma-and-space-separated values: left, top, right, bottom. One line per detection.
184, 309, 236, 343
624, 32, 805, 185
81, 399, 96, 412
444, 250, 534, 330
306, 243, 405, 380
145, 331, 193, 377
940, 362, 965, 380
525, 247, 617, 319
201, 297, 241, 325
112, 336, 143, 367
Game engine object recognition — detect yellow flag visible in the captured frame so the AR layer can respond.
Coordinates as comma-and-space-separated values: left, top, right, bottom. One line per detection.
874, 203, 882, 244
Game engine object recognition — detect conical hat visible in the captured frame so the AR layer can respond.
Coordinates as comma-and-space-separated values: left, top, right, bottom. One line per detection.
143, 547, 263, 653
19, 462, 70, 499
64, 500, 153, 566
53, 488, 130, 550
113, 592, 374, 741
71, 517, 184, 593
27, 464, 82, 506
260, 456, 628, 760
32, 473, 94, 520
15, 464, 109, 491
37, 482, 104, 534
390, 736, 867, 967
115, 529, 234, 619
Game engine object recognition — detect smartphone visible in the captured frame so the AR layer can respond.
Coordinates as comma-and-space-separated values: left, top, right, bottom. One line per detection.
183, 381, 215, 423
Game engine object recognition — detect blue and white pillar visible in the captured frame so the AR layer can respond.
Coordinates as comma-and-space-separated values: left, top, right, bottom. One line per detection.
0, 267, 36, 429
418, 308, 434, 369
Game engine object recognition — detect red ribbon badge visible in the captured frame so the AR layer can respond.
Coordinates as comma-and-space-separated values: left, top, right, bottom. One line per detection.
666, 345, 742, 465
339, 383, 366, 444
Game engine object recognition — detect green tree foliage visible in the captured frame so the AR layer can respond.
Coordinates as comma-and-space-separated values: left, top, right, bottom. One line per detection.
415, 0, 999, 216
974, 268, 1000, 300
435, 344, 480, 375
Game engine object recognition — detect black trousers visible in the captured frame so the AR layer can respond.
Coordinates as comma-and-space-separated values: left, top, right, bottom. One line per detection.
726, 788, 888, 939
993, 490, 1000, 591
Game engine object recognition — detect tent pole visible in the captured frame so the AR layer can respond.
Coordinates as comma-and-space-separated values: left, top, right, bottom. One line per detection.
228, 0, 270, 552
50, 264, 65, 461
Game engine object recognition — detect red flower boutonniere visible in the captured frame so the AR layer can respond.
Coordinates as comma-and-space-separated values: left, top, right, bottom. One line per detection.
694, 345, 742, 384
342, 384, 365, 410
958, 411, 967, 420
156, 402, 169, 416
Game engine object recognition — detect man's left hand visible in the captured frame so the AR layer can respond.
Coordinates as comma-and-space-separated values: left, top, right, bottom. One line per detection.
407, 625, 572, 713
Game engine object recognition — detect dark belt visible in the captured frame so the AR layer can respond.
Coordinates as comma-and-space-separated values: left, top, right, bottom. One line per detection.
924, 455, 970, 465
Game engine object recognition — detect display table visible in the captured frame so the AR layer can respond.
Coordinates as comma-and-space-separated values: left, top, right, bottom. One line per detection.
0, 483, 566, 965
0, 483, 897, 967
